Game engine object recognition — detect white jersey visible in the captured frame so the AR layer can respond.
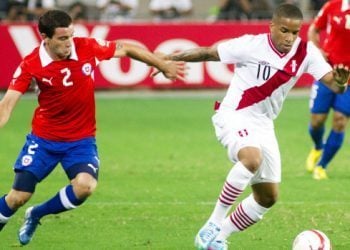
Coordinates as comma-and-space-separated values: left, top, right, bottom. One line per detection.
217, 33, 331, 128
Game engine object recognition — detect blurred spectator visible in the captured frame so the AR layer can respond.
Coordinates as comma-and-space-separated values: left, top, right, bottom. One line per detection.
26, 0, 56, 21
5, 0, 27, 22
0, 0, 9, 20
310, 0, 327, 11
216, 0, 252, 20
68, 1, 88, 22
97, 0, 138, 22
149, 0, 193, 21
217, 0, 274, 20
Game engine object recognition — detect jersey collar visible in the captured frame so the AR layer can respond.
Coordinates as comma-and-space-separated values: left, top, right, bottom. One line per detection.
39, 39, 78, 67
267, 34, 286, 58
267, 34, 302, 59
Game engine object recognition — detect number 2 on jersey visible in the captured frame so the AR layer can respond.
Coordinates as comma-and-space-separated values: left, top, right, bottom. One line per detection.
61, 68, 73, 86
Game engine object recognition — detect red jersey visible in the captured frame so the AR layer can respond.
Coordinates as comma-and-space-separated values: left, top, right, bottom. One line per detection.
9, 37, 116, 141
312, 0, 350, 66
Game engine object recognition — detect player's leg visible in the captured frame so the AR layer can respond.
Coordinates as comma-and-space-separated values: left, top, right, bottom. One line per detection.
306, 81, 334, 172
29, 166, 98, 220
18, 167, 98, 245
0, 133, 54, 233
213, 183, 277, 243
195, 111, 262, 249
313, 90, 350, 180
209, 128, 280, 248
11, 134, 62, 245
195, 147, 261, 250
0, 171, 37, 231
19, 137, 99, 243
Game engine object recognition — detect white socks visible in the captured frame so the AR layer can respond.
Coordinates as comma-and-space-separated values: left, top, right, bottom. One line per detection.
209, 161, 254, 225
216, 194, 269, 241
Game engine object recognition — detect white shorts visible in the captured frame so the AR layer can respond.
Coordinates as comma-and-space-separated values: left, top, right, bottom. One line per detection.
212, 110, 281, 184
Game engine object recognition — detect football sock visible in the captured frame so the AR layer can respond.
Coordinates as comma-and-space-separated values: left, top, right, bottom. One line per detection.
209, 162, 254, 225
31, 185, 85, 219
308, 124, 325, 150
0, 195, 16, 230
318, 130, 344, 169
215, 194, 269, 241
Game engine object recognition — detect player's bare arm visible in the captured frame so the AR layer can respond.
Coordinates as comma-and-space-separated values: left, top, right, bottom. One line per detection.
167, 46, 220, 62
321, 64, 350, 93
113, 41, 185, 81
0, 89, 22, 128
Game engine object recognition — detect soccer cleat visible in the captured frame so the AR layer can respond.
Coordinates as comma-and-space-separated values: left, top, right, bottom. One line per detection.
18, 206, 41, 245
313, 166, 328, 180
306, 149, 322, 172
195, 221, 221, 250
208, 240, 228, 250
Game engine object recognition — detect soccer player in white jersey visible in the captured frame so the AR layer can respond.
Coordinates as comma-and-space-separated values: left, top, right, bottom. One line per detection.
162, 3, 350, 250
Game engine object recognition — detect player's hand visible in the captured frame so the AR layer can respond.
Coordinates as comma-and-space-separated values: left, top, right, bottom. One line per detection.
333, 64, 350, 86
151, 60, 186, 81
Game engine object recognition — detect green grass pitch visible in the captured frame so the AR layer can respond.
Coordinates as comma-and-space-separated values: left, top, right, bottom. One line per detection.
0, 91, 349, 249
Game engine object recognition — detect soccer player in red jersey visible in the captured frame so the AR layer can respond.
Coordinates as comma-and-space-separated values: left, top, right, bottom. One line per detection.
162, 3, 349, 249
305, 0, 350, 180
0, 10, 185, 245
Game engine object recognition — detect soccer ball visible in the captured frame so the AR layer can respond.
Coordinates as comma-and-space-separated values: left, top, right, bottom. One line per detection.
292, 229, 331, 250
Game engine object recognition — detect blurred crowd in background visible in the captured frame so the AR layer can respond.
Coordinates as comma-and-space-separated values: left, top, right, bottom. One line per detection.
0, 0, 326, 23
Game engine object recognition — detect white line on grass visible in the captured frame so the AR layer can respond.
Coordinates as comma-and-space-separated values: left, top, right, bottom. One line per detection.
85, 200, 350, 206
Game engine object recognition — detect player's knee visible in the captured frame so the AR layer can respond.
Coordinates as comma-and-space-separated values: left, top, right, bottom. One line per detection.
72, 173, 97, 199
6, 190, 32, 209
237, 147, 263, 173
257, 192, 278, 208
332, 112, 348, 131
310, 115, 327, 128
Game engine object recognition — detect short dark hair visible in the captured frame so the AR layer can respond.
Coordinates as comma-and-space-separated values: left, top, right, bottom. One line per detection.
38, 10, 72, 38
272, 3, 303, 21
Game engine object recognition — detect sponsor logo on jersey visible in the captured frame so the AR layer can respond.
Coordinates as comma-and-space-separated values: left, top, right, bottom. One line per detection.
82, 63, 92, 76
258, 61, 270, 66
42, 77, 53, 85
21, 155, 33, 166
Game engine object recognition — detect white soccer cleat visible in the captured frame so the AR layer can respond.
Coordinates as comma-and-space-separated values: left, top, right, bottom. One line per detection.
208, 240, 228, 250
195, 221, 221, 250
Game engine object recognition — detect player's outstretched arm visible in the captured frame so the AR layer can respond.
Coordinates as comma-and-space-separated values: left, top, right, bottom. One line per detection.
0, 89, 22, 128
113, 41, 185, 81
166, 45, 220, 62
321, 64, 350, 93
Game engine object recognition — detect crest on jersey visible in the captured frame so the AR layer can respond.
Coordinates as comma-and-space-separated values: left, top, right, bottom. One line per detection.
290, 60, 297, 73
82, 63, 92, 76
21, 155, 33, 166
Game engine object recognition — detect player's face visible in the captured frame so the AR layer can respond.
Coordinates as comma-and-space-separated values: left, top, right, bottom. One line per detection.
269, 17, 302, 53
44, 25, 74, 60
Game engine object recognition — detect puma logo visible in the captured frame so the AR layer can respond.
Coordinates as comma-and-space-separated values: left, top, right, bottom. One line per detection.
42, 77, 53, 85
87, 163, 98, 174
